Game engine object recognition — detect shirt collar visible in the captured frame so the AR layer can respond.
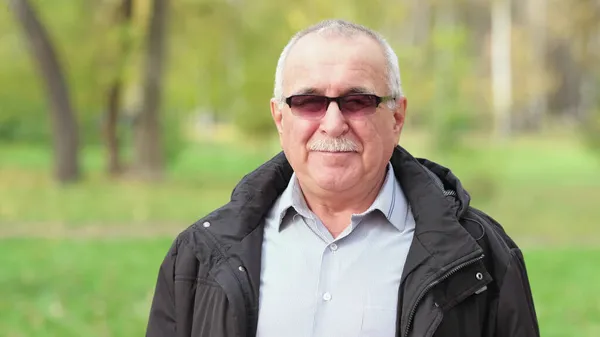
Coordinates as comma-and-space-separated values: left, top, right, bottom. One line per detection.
270, 162, 409, 232
353, 162, 408, 232
269, 173, 311, 230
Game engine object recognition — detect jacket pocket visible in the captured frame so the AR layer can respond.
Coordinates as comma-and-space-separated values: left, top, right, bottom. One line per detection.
192, 280, 239, 337
434, 285, 492, 337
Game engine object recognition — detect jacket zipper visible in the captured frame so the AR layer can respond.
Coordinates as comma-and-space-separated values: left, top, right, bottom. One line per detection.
403, 254, 485, 337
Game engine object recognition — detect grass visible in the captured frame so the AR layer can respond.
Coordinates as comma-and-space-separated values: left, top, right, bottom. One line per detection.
0, 239, 170, 337
525, 248, 600, 337
1, 132, 599, 336
0, 142, 273, 230
0, 239, 597, 337
1, 133, 599, 243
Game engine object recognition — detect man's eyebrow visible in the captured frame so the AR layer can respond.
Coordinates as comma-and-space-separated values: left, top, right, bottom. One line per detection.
343, 87, 373, 95
292, 87, 321, 95
290, 87, 373, 96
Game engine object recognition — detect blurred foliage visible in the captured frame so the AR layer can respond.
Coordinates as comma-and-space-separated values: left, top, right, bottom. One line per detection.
1, 0, 599, 158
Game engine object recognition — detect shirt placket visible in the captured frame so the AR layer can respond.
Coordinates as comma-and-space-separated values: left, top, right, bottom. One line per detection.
312, 236, 341, 337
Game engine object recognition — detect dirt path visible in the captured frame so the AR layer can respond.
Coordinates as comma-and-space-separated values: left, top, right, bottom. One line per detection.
1, 224, 600, 247
0, 223, 183, 239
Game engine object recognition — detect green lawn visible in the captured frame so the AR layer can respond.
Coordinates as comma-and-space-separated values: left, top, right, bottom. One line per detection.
0, 239, 597, 337
0, 142, 272, 231
1, 135, 599, 244
0, 239, 169, 337
1, 134, 599, 335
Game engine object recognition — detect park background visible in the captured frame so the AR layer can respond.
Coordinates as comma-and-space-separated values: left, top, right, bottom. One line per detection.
1, 0, 599, 336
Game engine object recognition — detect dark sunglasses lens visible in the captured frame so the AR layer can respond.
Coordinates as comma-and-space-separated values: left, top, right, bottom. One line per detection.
289, 95, 327, 118
340, 95, 378, 116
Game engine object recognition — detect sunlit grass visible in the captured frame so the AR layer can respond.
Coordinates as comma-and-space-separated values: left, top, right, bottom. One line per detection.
1, 132, 599, 243
0, 239, 169, 337
0, 239, 597, 337
1, 132, 599, 336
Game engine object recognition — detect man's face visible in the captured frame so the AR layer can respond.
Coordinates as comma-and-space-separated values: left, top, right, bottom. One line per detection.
271, 33, 407, 194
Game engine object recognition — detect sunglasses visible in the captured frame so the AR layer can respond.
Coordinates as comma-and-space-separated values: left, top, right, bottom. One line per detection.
284, 94, 395, 119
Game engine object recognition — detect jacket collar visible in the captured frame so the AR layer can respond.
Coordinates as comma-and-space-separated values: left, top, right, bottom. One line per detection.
269, 162, 408, 233
389, 146, 483, 279
200, 145, 483, 325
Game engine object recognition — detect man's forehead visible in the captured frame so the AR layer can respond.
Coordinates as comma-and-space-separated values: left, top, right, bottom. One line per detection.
282, 34, 387, 95
286, 33, 383, 66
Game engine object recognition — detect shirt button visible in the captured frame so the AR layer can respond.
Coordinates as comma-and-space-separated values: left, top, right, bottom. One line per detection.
330, 243, 338, 251
323, 292, 332, 301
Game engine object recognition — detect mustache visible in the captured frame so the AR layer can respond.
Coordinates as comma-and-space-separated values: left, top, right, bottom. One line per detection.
308, 138, 359, 152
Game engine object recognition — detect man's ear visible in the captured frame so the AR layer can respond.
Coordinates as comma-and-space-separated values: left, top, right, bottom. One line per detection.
270, 98, 284, 134
392, 97, 407, 133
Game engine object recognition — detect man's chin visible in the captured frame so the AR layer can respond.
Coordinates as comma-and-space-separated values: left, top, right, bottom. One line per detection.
307, 165, 358, 190
312, 177, 351, 193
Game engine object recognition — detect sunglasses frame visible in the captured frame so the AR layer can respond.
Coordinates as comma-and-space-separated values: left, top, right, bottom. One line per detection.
284, 94, 395, 119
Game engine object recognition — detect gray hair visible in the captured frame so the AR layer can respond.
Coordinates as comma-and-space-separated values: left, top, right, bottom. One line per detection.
273, 19, 403, 109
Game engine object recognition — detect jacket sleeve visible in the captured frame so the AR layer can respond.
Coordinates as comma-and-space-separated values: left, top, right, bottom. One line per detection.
495, 248, 540, 337
145, 241, 178, 337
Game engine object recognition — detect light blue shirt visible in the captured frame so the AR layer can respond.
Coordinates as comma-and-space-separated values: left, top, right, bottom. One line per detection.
256, 163, 416, 337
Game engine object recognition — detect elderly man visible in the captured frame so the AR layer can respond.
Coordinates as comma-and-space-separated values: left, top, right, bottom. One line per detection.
146, 19, 539, 337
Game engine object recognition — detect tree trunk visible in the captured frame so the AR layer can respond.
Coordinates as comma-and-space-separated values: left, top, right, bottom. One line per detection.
525, 0, 547, 130
431, 0, 458, 152
491, 0, 513, 140
103, 0, 133, 176
8, 0, 80, 183
409, 0, 430, 46
133, 0, 168, 180
576, 0, 600, 123
104, 81, 123, 175
547, 42, 582, 120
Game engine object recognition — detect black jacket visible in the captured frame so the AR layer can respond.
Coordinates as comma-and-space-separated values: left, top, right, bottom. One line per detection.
146, 146, 540, 337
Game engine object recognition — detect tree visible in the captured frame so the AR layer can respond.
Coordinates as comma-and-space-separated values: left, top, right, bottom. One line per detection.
103, 0, 134, 176
133, 0, 169, 179
8, 0, 80, 183
491, 0, 513, 140
525, 0, 548, 130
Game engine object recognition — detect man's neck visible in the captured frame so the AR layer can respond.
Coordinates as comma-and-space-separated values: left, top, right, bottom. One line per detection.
298, 169, 387, 238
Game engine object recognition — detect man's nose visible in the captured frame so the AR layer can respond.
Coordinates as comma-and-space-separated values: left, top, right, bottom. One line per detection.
319, 101, 349, 137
